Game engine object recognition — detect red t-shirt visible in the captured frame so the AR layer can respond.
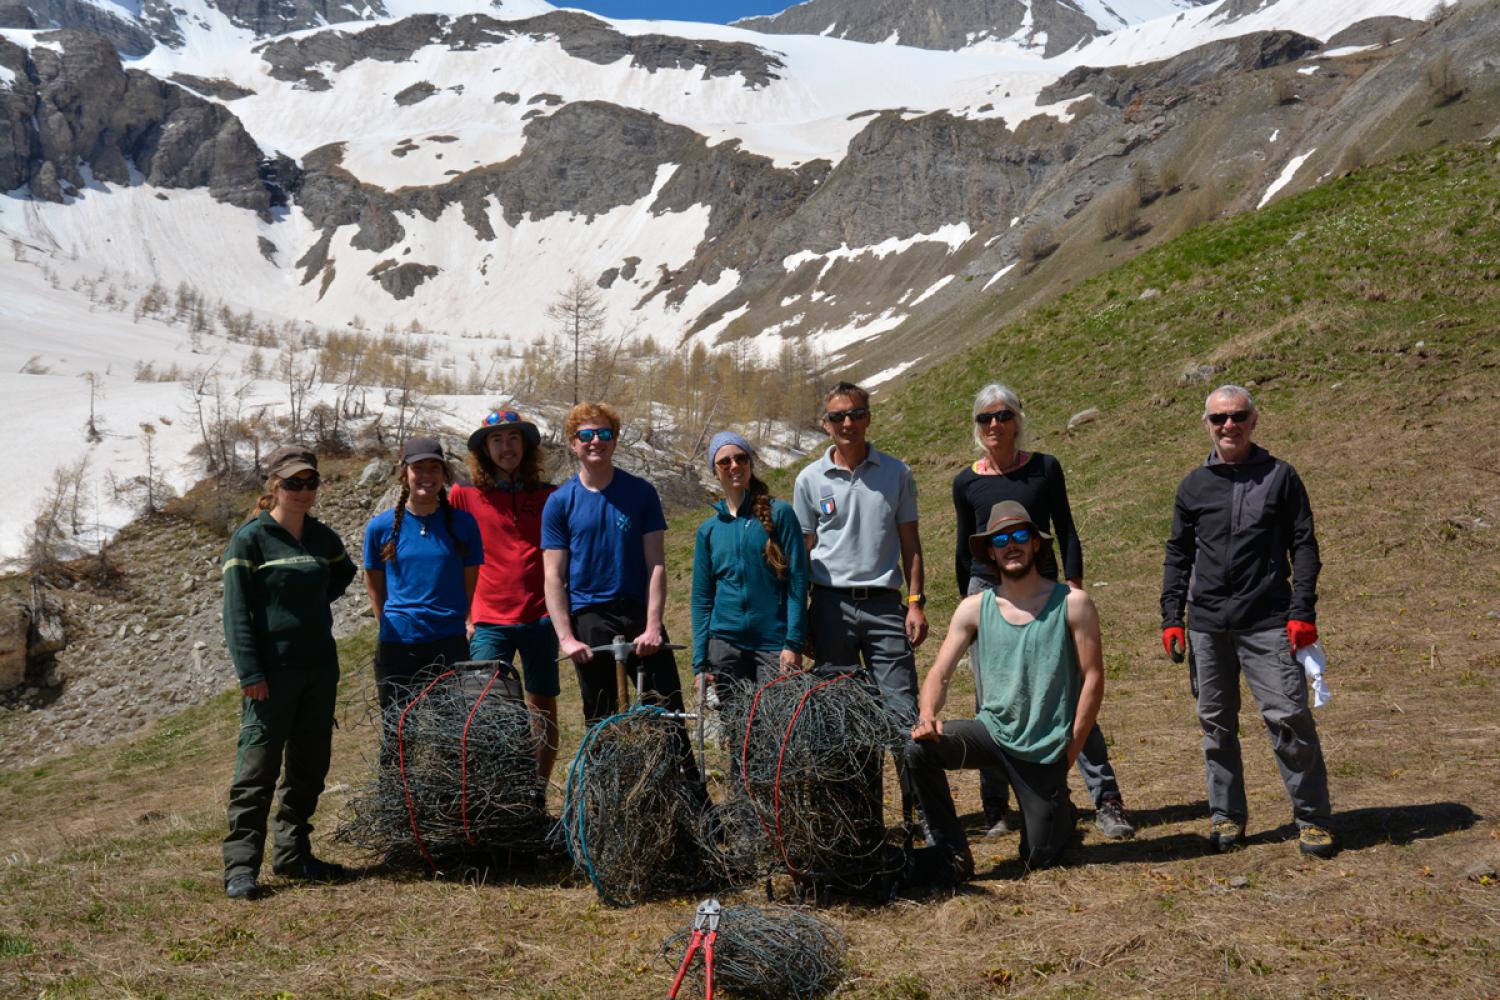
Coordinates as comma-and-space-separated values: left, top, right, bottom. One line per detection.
449, 481, 557, 625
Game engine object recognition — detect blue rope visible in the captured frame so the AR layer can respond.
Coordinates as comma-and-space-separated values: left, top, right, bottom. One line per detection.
562, 704, 667, 907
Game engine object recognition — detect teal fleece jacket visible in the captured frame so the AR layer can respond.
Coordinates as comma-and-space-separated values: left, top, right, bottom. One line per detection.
222, 511, 357, 687
690, 497, 809, 669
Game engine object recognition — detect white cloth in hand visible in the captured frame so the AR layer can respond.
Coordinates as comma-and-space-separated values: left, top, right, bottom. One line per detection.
1295, 641, 1331, 708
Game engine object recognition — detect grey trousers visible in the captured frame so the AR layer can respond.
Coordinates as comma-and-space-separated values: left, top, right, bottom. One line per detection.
807, 588, 919, 726
703, 636, 780, 694
967, 578, 1121, 818
905, 720, 1074, 870
1190, 627, 1332, 829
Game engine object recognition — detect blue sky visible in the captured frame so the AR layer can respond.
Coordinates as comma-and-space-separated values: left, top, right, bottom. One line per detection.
560, 1, 793, 23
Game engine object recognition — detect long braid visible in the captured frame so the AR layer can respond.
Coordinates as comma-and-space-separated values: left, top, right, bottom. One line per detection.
749, 475, 787, 579
439, 488, 468, 559
381, 482, 409, 564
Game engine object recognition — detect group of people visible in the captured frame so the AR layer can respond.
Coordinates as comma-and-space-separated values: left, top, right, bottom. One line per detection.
218, 379, 1335, 901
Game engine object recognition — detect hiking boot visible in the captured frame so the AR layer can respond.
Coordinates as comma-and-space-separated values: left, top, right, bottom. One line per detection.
225, 873, 259, 900
272, 855, 349, 882
951, 845, 976, 883
984, 813, 1016, 837
1207, 820, 1245, 854
1298, 825, 1338, 859
1093, 798, 1135, 840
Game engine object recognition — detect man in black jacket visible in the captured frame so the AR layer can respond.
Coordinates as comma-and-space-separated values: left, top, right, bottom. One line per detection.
1161, 385, 1335, 859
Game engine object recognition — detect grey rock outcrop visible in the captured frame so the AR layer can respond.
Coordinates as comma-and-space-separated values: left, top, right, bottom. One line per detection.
0, 0, 153, 55
736, 0, 1215, 56
167, 73, 256, 100
258, 11, 783, 92
1040, 30, 1324, 107
369, 259, 438, 299
0, 31, 282, 215
292, 100, 824, 299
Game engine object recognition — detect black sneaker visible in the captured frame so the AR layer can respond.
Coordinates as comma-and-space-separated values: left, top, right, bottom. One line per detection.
225, 873, 259, 900
1093, 798, 1136, 840
272, 855, 349, 882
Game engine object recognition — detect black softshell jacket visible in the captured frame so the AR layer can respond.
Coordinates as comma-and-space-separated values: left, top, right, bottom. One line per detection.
1161, 445, 1320, 633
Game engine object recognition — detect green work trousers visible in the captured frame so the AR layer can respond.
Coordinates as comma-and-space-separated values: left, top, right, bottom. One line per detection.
223, 665, 339, 880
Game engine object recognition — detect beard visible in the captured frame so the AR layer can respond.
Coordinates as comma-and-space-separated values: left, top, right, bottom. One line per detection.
996, 547, 1037, 580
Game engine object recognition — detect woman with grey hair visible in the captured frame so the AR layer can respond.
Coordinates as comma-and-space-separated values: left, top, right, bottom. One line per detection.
951, 383, 1135, 840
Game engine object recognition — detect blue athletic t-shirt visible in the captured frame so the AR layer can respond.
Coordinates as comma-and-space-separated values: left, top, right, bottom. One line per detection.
541, 469, 667, 611
363, 504, 484, 643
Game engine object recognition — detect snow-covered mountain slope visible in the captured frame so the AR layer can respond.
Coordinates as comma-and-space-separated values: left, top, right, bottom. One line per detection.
1060, 0, 1450, 65
2, 0, 1491, 564
734, 0, 1214, 57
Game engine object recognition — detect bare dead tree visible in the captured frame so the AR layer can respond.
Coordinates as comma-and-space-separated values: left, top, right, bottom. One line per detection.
546, 274, 607, 404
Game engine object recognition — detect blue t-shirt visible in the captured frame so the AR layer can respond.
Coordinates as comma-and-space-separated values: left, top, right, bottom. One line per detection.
363, 504, 484, 644
541, 469, 667, 612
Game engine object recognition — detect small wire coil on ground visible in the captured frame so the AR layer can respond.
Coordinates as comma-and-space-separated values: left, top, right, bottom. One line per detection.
561, 704, 720, 907
660, 904, 846, 999
717, 670, 907, 893
336, 666, 550, 871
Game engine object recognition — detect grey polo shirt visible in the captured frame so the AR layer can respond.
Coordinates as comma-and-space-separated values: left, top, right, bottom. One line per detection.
793, 443, 919, 590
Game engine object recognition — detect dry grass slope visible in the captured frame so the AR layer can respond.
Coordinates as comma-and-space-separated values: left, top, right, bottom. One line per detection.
2, 141, 1499, 999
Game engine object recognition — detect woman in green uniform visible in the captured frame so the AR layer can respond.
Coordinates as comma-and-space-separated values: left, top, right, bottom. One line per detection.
221, 445, 357, 900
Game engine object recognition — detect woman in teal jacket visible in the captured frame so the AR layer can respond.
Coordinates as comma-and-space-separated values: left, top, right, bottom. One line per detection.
690, 432, 809, 696
221, 445, 356, 901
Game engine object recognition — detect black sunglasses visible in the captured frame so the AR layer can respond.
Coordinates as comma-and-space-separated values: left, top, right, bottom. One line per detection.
575, 427, 615, 443
1206, 410, 1253, 426
280, 476, 321, 492
974, 409, 1016, 426
990, 528, 1033, 547
715, 453, 750, 469
825, 407, 869, 423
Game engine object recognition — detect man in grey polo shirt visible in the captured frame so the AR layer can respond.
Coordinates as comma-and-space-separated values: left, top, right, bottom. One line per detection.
793, 381, 928, 725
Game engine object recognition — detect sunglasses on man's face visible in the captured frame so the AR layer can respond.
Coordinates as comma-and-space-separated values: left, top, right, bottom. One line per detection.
824, 407, 869, 424
280, 476, 320, 492
974, 409, 1016, 426
1206, 410, 1253, 427
575, 427, 615, 443
990, 528, 1033, 548
715, 452, 750, 469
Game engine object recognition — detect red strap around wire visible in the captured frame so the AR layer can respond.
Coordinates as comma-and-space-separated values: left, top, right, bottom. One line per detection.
741, 671, 801, 848
769, 672, 856, 876
397, 669, 458, 872
459, 669, 503, 846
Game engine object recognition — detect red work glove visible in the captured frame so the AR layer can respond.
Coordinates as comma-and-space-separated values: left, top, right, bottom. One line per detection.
1162, 626, 1186, 661
1287, 619, 1319, 651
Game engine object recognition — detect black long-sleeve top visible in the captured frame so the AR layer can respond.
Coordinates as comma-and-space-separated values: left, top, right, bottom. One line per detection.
1161, 444, 1320, 632
952, 452, 1084, 592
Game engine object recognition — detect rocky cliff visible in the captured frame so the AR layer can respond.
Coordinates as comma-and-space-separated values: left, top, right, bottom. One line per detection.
735, 0, 1215, 55
0, 31, 282, 213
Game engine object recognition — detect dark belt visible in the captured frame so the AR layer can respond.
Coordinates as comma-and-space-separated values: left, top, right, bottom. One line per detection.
813, 583, 900, 601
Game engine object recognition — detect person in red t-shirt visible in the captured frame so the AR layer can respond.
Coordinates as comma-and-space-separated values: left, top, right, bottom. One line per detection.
449, 409, 560, 783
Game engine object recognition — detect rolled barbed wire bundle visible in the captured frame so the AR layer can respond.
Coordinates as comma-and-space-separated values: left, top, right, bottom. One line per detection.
718, 670, 906, 890
660, 904, 846, 1000
337, 667, 549, 870
562, 705, 720, 907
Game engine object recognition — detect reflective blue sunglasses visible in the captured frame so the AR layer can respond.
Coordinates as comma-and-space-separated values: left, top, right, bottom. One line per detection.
990, 528, 1033, 548
575, 427, 615, 443
485, 410, 523, 426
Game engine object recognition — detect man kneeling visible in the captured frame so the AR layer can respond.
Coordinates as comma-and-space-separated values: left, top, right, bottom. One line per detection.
906, 500, 1104, 880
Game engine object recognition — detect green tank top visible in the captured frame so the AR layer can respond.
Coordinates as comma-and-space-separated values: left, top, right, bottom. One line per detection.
975, 582, 1080, 764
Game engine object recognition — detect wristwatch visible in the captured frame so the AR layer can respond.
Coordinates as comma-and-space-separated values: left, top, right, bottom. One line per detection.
907, 593, 926, 608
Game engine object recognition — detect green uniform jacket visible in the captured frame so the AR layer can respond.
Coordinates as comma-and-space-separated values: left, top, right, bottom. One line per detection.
222, 511, 357, 687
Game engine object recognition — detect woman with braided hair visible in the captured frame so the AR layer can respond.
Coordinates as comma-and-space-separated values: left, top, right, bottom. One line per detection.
691, 431, 809, 700
362, 436, 484, 711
